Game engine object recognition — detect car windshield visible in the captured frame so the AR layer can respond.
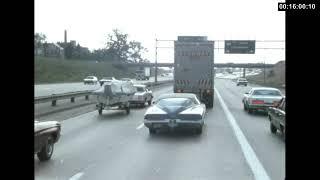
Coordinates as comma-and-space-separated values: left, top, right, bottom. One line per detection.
157, 98, 194, 107
86, 76, 93, 79
136, 87, 144, 92
103, 77, 112, 80
253, 90, 281, 96
239, 78, 247, 81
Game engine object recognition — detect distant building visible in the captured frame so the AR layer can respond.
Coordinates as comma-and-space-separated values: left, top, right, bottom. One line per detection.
43, 43, 65, 58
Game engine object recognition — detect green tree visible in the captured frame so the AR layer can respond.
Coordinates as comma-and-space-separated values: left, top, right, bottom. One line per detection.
34, 33, 47, 55
104, 29, 148, 63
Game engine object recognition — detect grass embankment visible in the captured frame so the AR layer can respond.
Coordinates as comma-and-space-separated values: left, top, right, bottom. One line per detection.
246, 61, 285, 89
35, 56, 136, 84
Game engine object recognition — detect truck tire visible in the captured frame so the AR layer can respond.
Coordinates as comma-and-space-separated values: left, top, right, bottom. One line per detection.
243, 103, 247, 111
98, 108, 103, 115
207, 95, 214, 108
149, 128, 156, 134
148, 100, 152, 106
195, 127, 203, 134
270, 122, 277, 134
125, 106, 130, 114
37, 136, 54, 161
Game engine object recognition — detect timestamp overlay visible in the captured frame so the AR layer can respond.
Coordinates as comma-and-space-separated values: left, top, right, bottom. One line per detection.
278, 2, 317, 12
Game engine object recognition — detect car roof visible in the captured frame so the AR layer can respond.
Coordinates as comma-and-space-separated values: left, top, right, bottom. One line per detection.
156, 93, 197, 100
251, 87, 281, 91
134, 84, 146, 87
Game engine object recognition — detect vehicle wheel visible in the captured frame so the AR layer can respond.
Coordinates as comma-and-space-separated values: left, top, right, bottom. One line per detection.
148, 100, 152, 106
245, 84, 247, 86
125, 106, 130, 114
98, 108, 103, 115
248, 108, 253, 114
237, 84, 239, 86
270, 123, 277, 134
243, 103, 247, 111
149, 128, 156, 134
195, 127, 203, 134
37, 136, 54, 161
207, 96, 213, 108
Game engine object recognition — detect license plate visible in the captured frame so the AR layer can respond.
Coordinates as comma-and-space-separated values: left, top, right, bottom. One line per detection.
153, 124, 162, 128
168, 119, 177, 127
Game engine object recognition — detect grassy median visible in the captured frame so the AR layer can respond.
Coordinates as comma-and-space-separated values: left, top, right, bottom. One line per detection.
35, 56, 137, 84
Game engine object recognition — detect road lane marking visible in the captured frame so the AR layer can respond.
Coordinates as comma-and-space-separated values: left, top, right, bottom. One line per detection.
69, 172, 84, 180
215, 87, 271, 180
136, 123, 145, 130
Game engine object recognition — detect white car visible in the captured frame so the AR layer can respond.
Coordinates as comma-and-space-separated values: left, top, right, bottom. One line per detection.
242, 87, 283, 114
84, 76, 98, 84
130, 84, 153, 107
121, 78, 134, 84
236, 78, 248, 86
99, 77, 116, 86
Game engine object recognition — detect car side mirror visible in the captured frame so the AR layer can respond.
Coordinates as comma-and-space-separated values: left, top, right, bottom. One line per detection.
152, 101, 155, 104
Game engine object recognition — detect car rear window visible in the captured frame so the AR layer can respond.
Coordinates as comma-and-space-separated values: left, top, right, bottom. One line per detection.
157, 98, 196, 107
136, 87, 144, 92
253, 90, 281, 96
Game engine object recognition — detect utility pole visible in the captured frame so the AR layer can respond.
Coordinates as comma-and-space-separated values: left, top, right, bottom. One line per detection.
155, 38, 158, 83
263, 60, 266, 85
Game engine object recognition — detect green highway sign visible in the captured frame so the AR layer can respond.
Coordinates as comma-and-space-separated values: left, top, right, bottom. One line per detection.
225, 40, 255, 54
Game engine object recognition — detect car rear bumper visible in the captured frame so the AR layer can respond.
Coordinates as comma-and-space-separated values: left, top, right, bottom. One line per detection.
144, 119, 204, 130
129, 100, 145, 104
248, 105, 273, 111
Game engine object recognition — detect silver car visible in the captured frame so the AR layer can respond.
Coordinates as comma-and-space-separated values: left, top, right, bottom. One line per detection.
121, 78, 134, 84
144, 93, 206, 134
99, 77, 116, 86
242, 87, 283, 114
130, 84, 153, 106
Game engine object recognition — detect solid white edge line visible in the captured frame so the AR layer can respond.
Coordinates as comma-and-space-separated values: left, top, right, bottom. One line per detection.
69, 172, 84, 180
136, 123, 145, 130
214, 87, 271, 180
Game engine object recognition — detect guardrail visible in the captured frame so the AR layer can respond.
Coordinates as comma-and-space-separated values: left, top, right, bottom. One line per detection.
34, 80, 173, 106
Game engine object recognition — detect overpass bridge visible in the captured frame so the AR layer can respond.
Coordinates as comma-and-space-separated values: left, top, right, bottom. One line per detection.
113, 62, 275, 68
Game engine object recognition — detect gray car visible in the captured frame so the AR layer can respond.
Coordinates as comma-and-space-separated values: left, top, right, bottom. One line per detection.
242, 87, 283, 114
130, 84, 153, 106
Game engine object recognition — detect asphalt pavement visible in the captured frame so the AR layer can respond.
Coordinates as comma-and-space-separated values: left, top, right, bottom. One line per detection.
34, 76, 173, 97
35, 79, 285, 180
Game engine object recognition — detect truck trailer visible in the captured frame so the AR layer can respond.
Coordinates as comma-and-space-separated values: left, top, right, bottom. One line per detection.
174, 36, 214, 108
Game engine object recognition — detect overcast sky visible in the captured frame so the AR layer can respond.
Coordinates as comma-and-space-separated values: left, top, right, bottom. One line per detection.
35, 0, 285, 64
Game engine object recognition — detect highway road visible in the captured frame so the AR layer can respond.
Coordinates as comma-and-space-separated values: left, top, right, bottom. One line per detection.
35, 79, 285, 180
34, 76, 173, 97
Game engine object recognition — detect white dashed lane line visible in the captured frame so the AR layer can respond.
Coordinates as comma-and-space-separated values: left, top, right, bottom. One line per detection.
136, 123, 145, 130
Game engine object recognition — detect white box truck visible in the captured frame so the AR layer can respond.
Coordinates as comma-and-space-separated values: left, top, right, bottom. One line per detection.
135, 67, 150, 80
174, 36, 214, 108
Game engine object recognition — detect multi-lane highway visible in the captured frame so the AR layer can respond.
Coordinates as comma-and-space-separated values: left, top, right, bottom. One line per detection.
35, 76, 173, 97
35, 79, 285, 180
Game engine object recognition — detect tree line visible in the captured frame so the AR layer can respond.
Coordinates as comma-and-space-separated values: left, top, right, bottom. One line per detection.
34, 29, 149, 63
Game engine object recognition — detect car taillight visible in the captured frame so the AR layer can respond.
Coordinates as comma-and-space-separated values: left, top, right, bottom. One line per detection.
252, 100, 264, 104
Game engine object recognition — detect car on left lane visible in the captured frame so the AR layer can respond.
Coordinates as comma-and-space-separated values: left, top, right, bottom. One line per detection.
34, 120, 61, 161
84, 76, 98, 84
130, 84, 153, 107
99, 77, 117, 86
144, 93, 206, 134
